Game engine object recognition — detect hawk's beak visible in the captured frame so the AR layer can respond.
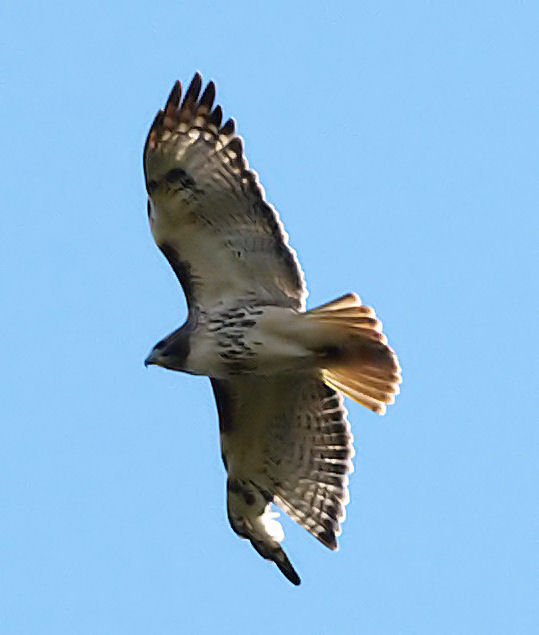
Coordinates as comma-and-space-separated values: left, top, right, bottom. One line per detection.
144, 350, 159, 367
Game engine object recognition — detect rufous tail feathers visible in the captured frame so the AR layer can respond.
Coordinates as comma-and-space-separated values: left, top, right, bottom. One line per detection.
305, 293, 402, 415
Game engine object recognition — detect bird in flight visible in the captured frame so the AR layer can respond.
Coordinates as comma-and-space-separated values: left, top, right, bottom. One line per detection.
143, 73, 401, 585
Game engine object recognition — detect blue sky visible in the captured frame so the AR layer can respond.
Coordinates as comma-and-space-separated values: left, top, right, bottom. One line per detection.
2, 1, 537, 633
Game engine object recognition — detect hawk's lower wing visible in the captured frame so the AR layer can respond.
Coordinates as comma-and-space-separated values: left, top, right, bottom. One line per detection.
211, 373, 354, 585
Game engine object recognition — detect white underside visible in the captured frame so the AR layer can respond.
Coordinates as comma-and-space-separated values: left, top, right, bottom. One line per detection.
186, 306, 313, 377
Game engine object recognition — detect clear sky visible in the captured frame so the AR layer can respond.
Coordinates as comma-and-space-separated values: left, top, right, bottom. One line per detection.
2, 1, 537, 633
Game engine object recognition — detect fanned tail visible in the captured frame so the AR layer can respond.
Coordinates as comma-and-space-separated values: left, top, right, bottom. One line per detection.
305, 293, 402, 415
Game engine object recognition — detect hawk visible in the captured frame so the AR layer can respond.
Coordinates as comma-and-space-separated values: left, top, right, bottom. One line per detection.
143, 73, 401, 585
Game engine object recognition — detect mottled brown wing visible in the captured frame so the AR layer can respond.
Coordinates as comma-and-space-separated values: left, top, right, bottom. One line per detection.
144, 73, 307, 312
268, 378, 354, 550
211, 373, 354, 583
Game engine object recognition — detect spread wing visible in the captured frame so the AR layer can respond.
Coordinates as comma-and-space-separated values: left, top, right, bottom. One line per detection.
211, 373, 354, 584
144, 73, 307, 312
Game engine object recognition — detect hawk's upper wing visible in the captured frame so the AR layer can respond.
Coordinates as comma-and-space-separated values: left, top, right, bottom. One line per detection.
144, 73, 307, 312
211, 373, 354, 585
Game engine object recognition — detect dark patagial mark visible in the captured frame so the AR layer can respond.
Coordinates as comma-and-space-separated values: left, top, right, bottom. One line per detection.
158, 243, 196, 310
227, 478, 241, 494
211, 379, 235, 434
147, 180, 158, 195
227, 479, 255, 506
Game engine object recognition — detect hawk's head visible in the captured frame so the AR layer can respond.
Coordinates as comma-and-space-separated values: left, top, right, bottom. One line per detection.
144, 328, 190, 372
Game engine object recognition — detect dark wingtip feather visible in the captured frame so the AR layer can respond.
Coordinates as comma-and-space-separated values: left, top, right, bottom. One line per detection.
227, 136, 243, 156
219, 117, 236, 136
165, 80, 181, 113
208, 105, 223, 127
317, 529, 338, 551
183, 72, 202, 106
199, 81, 216, 112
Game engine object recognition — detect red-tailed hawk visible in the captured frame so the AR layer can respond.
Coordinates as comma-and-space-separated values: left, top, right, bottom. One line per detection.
143, 73, 401, 585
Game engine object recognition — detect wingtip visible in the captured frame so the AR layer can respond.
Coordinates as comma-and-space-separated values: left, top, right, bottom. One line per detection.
183, 72, 203, 105
208, 104, 223, 127
275, 551, 301, 586
199, 80, 216, 111
226, 135, 243, 156
219, 117, 236, 136
287, 570, 301, 586
165, 80, 181, 113
316, 529, 339, 551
